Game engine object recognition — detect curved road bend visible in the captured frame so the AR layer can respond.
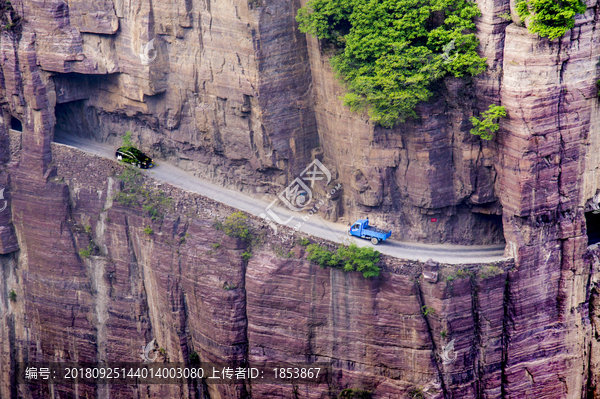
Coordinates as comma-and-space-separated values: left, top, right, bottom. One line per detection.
53, 133, 508, 264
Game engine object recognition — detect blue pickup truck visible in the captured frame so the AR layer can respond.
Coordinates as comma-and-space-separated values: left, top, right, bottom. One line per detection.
347, 219, 392, 245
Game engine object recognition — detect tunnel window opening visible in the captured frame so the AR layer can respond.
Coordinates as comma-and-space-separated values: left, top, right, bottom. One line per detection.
10, 117, 22, 132
586, 211, 600, 246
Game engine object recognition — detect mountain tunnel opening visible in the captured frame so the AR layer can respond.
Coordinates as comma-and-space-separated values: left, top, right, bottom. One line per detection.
10, 117, 22, 132
586, 211, 600, 246
54, 100, 95, 141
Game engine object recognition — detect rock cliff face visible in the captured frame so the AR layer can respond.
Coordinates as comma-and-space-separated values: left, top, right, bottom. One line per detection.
3, 0, 508, 245
1, 142, 517, 398
0, 0, 600, 398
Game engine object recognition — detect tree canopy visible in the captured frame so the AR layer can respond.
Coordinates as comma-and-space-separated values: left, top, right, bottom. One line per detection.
297, 0, 487, 128
516, 0, 586, 40
306, 243, 381, 278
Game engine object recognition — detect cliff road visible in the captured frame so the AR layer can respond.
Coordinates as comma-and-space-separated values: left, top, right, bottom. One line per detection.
55, 132, 507, 264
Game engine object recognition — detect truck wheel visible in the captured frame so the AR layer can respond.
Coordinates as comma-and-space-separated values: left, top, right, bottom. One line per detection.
347, 230, 352, 236
370, 237, 379, 245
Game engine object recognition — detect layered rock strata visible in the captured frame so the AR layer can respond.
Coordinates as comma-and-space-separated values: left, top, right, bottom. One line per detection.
0, 0, 599, 397
0, 143, 515, 398
3, 0, 509, 245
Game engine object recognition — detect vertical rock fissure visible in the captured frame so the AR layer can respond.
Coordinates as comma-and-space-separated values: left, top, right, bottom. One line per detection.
587, 329, 594, 398
585, 249, 598, 396
556, 40, 570, 321
0, 253, 18, 398
241, 254, 251, 398
6, 313, 16, 399
415, 280, 449, 398
500, 273, 512, 399
469, 275, 483, 398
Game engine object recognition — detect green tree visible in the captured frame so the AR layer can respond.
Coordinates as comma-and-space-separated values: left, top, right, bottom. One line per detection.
516, 0, 586, 39
469, 104, 506, 140
297, 0, 487, 128
223, 212, 252, 241
336, 244, 381, 277
306, 243, 380, 278
306, 244, 339, 268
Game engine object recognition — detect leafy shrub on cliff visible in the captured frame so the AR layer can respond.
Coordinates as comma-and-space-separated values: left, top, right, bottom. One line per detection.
241, 251, 253, 261
469, 104, 506, 140
272, 245, 294, 258
408, 388, 425, 399
338, 389, 372, 398
306, 243, 380, 278
0, 0, 22, 33
117, 165, 142, 185
516, 0, 586, 39
478, 264, 503, 279
189, 351, 199, 364
79, 248, 91, 258
142, 192, 172, 221
223, 212, 252, 241
8, 289, 16, 303
115, 167, 172, 220
296, 0, 486, 128
421, 305, 435, 316
446, 268, 473, 282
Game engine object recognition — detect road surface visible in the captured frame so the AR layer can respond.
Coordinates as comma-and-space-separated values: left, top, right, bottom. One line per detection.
53, 133, 508, 264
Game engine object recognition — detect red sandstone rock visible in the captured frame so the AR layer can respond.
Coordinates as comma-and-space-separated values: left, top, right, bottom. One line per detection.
1, 0, 600, 398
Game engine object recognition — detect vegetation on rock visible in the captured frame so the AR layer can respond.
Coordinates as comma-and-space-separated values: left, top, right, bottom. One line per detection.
306, 243, 380, 278
408, 388, 426, 399
516, 0, 586, 39
446, 268, 474, 282
0, 0, 21, 33
478, 264, 503, 279
338, 388, 372, 398
241, 250, 253, 261
8, 289, 16, 303
79, 247, 91, 258
222, 282, 237, 290
297, 0, 487, 128
114, 167, 172, 220
469, 104, 506, 140
421, 305, 435, 316
189, 351, 199, 364
222, 212, 252, 241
